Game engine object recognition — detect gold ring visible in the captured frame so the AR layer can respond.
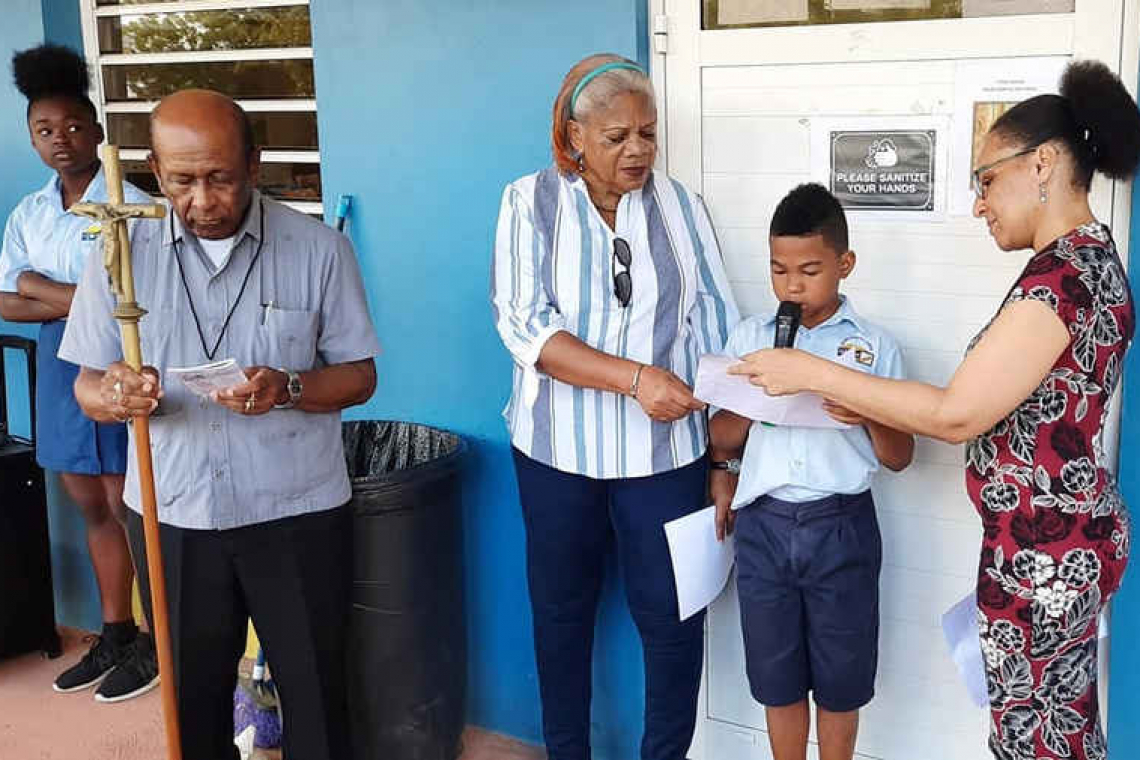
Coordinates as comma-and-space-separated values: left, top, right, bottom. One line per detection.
245, 397, 255, 413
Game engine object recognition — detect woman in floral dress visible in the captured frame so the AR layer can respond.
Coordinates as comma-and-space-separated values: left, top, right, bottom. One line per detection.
724, 59, 1139, 760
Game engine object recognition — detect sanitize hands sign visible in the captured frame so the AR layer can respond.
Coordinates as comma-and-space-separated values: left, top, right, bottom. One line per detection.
830, 130, 936, 211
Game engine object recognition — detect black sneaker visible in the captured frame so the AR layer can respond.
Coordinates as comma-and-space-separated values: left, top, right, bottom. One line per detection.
53, 634, 122, 693
95, 633, 160, 703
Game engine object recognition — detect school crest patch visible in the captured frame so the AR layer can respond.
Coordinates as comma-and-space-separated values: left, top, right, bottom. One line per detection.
837, 335, 875, 367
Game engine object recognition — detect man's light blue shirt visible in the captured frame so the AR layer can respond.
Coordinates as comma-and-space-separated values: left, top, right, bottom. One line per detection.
724, 296, 906, 506
59, 192, 381, 530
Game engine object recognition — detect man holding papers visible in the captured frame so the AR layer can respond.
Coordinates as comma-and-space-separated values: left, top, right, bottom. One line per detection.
708, 184, 913, 760
60, 89, 379, 760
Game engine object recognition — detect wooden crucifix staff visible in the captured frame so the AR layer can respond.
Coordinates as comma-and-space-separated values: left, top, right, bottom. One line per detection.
71, 145, 182, 760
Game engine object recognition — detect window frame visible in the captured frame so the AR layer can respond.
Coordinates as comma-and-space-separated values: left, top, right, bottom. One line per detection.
79, 0, 323, 215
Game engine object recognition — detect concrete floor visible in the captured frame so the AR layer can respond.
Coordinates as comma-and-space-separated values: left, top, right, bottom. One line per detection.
0, 628, 544, 760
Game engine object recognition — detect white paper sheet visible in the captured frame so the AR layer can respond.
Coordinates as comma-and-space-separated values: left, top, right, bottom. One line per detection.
664, 506, 735, 622
941, 591, 988, 709
694, 354, 851, 429
716, 0, 808, 25
167, 358, 249, 398
942, 592, 1110, 711
949, 58, 1068, 216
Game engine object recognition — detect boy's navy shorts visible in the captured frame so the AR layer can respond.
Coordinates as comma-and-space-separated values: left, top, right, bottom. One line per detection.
733, 490, 881, 712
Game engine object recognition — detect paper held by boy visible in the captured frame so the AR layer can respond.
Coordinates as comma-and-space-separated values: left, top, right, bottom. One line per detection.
693, 354, 853, 430
665, 506, 735, 621
665, 355, 853, 623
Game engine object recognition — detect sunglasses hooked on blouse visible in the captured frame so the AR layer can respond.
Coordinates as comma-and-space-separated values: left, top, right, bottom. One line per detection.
612, 237, 632, 307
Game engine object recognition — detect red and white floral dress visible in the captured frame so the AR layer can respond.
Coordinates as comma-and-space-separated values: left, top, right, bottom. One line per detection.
966, 222, 1133, 760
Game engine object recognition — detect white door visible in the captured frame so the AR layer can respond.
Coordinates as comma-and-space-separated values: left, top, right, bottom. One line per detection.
651, 2, 1138, 759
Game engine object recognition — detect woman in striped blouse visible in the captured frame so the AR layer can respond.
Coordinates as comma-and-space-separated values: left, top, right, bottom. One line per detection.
491, 53, 740, 760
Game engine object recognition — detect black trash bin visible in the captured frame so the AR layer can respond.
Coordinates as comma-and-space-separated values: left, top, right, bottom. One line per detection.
342, 421, 468, 760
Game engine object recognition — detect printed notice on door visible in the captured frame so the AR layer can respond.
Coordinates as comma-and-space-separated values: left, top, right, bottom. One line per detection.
949, 57, 1067, 216
829, 130, 936, 211
811, 116, 947, 220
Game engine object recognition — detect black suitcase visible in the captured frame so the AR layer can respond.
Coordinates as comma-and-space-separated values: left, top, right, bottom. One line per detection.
0, 334, 61, 660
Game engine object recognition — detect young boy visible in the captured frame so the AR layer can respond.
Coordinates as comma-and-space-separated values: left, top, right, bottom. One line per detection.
709, 183, 914, 760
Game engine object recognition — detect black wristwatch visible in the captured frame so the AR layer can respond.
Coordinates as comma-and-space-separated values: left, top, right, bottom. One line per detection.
273, 368, 303, 410
710, 458, 742, 475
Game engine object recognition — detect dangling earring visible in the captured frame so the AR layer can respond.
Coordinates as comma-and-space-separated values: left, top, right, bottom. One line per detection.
1039, 183, 1048, 204
576, 152, 586, 174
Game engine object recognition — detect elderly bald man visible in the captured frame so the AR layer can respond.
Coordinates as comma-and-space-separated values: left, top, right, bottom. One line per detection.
60, 89, 379, 760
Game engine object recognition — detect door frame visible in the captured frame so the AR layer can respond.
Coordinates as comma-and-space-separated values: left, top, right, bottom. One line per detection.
648, 1, 1140, 756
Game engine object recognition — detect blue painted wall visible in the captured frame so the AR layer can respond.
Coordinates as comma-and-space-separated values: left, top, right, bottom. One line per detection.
1, 0, 40, 446
1109, 60, 1140, 754
40, 0, 81, 49
1, 0, 45, 236
308, 1, 647, 753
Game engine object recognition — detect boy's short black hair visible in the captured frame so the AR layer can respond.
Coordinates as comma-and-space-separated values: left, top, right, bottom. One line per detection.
769, 183, 849, 254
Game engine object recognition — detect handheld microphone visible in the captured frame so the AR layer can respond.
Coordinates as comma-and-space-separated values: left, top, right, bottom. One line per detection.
774, 301, 802, 349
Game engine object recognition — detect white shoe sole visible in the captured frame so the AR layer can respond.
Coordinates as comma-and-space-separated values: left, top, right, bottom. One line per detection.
94, 674, 160, 704
52, 670, 111, 693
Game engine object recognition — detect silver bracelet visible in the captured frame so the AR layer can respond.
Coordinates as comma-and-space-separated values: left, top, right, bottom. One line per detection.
629, 363, 645, 398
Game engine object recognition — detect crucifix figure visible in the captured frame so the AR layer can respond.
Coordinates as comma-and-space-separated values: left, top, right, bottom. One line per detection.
70, 151, 164, 335
71, 144, 182, 760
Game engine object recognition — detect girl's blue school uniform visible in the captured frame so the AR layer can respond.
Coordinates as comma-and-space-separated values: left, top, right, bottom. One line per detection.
0, 168, 149, 475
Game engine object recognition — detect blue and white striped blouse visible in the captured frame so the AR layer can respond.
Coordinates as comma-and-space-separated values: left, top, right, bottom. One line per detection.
491, 167, 740, 479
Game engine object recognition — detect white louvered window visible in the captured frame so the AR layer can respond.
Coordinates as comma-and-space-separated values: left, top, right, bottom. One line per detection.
79, 0, 322, 217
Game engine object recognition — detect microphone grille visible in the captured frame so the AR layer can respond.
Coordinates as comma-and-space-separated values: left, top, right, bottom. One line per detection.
777, 301, 802, 319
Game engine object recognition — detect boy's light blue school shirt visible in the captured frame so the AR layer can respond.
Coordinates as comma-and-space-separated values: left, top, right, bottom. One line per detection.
723, 296, 905, 507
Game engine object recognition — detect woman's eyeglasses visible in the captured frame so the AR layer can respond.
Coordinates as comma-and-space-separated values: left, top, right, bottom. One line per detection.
971, 147, 1036, 200
612, 237, 632, 307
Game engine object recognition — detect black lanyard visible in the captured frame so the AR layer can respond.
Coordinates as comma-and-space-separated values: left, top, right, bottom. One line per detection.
171, 202, 266, 361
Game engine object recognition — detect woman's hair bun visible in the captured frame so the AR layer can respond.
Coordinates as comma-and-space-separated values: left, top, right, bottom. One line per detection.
12, 44, 90, 104
1060, 59, 1140, 180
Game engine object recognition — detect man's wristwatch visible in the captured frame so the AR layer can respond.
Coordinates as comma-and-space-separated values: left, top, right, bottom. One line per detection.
273, 369, 303, 409
710, 458, 742, 475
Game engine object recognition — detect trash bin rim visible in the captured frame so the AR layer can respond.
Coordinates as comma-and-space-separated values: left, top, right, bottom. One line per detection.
343, 419, 468, 487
